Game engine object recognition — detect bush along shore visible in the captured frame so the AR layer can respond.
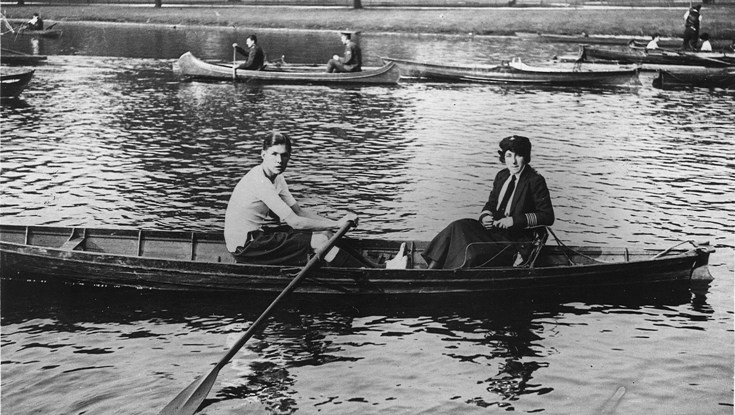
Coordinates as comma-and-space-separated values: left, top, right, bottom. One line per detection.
3, 5, 735, 40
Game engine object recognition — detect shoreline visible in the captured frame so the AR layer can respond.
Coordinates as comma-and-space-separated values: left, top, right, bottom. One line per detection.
2, 5, 735, 39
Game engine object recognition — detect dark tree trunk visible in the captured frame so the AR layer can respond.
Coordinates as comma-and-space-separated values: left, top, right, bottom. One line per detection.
154, 0, 162, 7
353, 0, 362, 9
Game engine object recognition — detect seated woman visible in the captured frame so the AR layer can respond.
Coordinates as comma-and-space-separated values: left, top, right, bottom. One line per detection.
422, 135, 554, 269
224, 131, 373, 267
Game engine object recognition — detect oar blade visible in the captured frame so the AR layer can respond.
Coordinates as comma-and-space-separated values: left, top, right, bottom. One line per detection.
158, 367, 220, 415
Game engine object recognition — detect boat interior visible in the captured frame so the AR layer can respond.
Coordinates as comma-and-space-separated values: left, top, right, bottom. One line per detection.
0, 225, 698, 271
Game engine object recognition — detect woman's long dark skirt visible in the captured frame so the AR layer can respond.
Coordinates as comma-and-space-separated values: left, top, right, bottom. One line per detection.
422, 218, 519, 269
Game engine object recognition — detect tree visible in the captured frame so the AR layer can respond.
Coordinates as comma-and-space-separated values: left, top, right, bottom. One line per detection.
353, 0, 362, 9
155, 0, 161, 7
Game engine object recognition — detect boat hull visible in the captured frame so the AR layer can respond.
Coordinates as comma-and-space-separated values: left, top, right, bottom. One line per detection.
653, 67, 735, 89
175, 52, 399, 85
381, 57, 639, 86
0, 69, 34, 99
16, 29, 62, 38
580, 46, 735, 67
0, 48, 47, 65
0, 225, 714, 296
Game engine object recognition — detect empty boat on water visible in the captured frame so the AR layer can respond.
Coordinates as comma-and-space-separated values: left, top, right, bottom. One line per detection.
381, 57, 639, 86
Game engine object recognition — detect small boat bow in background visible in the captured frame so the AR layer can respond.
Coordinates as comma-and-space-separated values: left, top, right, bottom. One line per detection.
0, 69, 34, 99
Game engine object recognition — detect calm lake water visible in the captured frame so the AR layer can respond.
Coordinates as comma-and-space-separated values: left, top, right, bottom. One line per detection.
1, 22, 733, 414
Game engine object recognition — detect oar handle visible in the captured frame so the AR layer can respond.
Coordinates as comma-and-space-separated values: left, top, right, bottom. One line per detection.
232, 43, 237, 80
215, 220, 355, 368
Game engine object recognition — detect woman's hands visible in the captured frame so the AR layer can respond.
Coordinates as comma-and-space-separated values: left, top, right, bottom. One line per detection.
481, 215, 513, 230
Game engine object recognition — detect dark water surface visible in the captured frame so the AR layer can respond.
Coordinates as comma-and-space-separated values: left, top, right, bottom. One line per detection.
1, 22, 733, 414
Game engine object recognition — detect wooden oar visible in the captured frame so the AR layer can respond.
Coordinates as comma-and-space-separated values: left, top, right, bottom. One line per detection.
158, 220, 356, 415
45, 22, 58, 31
232, 43, 237, 80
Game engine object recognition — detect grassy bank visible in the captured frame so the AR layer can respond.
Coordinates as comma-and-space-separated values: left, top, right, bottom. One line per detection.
3, 5, 735, 39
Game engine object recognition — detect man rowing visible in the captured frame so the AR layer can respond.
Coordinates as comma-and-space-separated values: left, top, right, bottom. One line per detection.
233, 34, 265, 71
326, 31, 362, 73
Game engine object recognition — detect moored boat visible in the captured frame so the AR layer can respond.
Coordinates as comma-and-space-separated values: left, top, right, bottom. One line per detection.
0, 224, 714, 296
174, 52, 399, 85
381, 56, 639, 86
579, 45, 735, 67
652, 66, 735, 89
0, 69, 34, 99
0, 48, 47, 65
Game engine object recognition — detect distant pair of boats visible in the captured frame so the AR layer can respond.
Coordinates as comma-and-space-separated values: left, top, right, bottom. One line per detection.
175, 51, 734, 89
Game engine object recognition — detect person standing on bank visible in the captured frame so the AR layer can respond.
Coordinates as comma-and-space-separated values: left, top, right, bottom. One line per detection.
225, 132, 374, 268
682, 4, 702, 51
422, 135, 555, 270
326, 31, 362, 73
233, 34, 265, 70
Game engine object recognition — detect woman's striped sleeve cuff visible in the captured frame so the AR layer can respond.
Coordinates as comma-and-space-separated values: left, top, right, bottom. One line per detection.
525, 213, 538, 227
479, 210, 492, 221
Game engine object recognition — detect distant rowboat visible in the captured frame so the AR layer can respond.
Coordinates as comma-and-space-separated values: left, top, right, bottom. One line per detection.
0, 224, 714, 296
174, 52, 400, 85
15, 28, 62, 38
381, 56, 639, 86
653, 67, 735, 89
579, 45, 735, 67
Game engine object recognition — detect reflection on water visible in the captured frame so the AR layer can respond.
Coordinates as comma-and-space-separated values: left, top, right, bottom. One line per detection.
1, 22, 733, 415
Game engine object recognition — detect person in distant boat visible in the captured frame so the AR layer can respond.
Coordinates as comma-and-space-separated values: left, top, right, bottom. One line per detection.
422, 135, 555, 270
646, 34, 660, 50
233, 34, 265, 71
326, 31, 362, 73
682, 4, 702, 50
225, 131, 377, 268
699, 32, 712, 52
24, 12, 43, 31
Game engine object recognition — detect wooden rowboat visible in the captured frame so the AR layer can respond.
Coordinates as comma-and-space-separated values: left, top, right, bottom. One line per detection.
579, 45, 735, 67
174, 52, 400, 85
653, 67, 735, 89
381, 57, 639, 86
0, 69, 34, 99
0, 224, 714, 296
15, 28, 62, 38
0, 48, 47, 65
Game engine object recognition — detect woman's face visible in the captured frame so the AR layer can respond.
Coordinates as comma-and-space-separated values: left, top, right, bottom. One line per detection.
504, 150, 526, 175
261, 144, 291, 177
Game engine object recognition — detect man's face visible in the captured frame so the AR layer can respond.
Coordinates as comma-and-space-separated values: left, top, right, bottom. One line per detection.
246, 38, 254, 48
504, 150, 526, 175
261, 144, 290, 177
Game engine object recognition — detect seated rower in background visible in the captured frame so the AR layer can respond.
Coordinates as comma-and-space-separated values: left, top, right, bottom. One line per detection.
422, 135, 555, 269
233, 34, 265, 70
225, 131, 376, 267
646, 34, 660, 50
24, 12, 43, 31
699, 33, 712, 52
326, 31, 362, 73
